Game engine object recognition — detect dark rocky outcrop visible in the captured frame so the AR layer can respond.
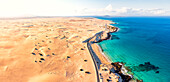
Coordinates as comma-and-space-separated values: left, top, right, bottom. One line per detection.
111, 62, 132, 82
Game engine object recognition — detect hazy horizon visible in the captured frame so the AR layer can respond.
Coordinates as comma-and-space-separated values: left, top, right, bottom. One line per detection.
0, 0, 170, 17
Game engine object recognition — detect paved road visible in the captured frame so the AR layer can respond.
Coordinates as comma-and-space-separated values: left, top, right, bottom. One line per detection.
86, 31, 104, 82
87, 42, 100, 82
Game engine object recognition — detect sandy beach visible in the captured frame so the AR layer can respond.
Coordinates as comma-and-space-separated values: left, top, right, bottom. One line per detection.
0, 17, 116, 82
85, 26, 124, 82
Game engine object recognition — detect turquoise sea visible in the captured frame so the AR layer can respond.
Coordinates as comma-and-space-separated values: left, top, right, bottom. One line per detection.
96, 16, 170, 82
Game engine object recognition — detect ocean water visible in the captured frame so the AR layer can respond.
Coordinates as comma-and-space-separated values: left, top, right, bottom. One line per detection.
96, 16, 170, 82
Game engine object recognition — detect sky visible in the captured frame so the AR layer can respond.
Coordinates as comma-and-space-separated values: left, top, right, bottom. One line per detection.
0, 0, 170, 17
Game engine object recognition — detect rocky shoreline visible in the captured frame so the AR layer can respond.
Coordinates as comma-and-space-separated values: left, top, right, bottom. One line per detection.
87, 24, 143, 82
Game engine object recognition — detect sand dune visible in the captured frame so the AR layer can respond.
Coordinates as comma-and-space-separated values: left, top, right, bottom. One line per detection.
0, 17, 111, 82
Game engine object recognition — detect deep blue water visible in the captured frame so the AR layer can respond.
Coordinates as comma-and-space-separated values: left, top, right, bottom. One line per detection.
96, 16, 170, 82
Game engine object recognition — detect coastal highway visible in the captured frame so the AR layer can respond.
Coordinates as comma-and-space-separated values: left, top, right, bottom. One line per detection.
86, 32, 104, 82
87, 41, 100, 82
85, 27, 118, 82
83, 31, 103, 82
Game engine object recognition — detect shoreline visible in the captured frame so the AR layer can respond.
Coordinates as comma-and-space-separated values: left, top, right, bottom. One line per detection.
96, 44, 112, 64
86, 24, 127, 81
86, 21, 140, 81
0, 17, 141, 82
96, 33, 134, 80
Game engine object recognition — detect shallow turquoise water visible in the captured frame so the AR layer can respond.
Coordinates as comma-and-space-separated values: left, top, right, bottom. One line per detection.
96, 17, 170, 82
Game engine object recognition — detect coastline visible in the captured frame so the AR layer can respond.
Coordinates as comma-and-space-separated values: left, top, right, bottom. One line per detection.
95, 32, 134, 80
96, 44, 112, 64
86, 20, 140, 81
93, 16, 170, 82
0, 17, 141, 82
84, 22, 124, 81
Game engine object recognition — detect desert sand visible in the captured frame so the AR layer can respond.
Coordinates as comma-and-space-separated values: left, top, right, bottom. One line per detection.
0, 17, 115, 82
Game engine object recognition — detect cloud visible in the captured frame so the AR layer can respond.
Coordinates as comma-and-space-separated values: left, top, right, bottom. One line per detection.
115, 7, 168, 16
105, 4, 113, 11
76, 4, 170, 16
